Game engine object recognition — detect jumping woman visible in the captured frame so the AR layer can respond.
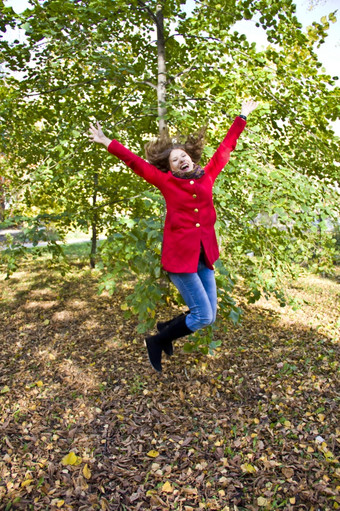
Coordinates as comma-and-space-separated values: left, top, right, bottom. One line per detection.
89, 99, 258, 372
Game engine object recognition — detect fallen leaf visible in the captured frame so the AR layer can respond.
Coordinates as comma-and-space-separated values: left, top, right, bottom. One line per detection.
21, 479, 34, 487
61, 452, 82, 466
257, 496, 268, 506
83, 464, 91, 479
241, 463, 257, 474
147, 450, 160, 458
162, 481, 173, 493
282, 467, 294, 479
146, 490, 157, 497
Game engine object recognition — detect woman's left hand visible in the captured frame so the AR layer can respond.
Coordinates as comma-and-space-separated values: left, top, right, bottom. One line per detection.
241, 99, 259, 117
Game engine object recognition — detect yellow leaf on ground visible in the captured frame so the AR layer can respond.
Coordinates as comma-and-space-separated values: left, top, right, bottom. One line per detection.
147, 450, 160, 458
116, 415, 124, 421
257, 496, 268, 506
61, 451, 82, 466
162, 481, 173, 493
36, 381, 44, 387
324, 450, 336, 460
83, 464, 91, 479
21, 479, 34, 487
51, 499, 65, 508
240, 463, 257, 474
146, 490, 157, 497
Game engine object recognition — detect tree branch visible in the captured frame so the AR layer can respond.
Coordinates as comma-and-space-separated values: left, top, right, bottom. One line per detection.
137, 80, 157, 90
135, 0, 157, 24
23, 78, 107, 97
166, 33, 221, 43
167, 64, 199, 83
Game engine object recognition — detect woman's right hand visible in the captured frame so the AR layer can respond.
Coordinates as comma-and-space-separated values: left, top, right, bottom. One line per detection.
88, 121, 111, 148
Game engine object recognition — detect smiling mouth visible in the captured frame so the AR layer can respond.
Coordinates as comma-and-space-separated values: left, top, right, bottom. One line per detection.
180, 163, 189, 171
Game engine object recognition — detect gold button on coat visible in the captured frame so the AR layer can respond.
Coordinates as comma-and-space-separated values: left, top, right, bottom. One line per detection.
196, 223, 200, 227
194, 208, 199, 212
193, 194, 197, 198
190, 180, 194, 185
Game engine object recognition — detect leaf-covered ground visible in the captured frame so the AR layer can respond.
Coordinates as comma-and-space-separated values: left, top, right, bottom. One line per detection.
0, 253, 339, 510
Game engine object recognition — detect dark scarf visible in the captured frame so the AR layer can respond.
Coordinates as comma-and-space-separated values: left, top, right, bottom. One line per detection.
171, 164, 205, 180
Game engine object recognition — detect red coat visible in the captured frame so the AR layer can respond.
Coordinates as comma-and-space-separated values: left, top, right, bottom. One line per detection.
107, 116, 246, 272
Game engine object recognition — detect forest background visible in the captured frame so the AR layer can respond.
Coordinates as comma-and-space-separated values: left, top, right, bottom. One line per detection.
0, 0, 339, 338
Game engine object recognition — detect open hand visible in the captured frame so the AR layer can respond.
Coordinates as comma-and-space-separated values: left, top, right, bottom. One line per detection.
241, 100, 259, 117
88, 121, 111, 147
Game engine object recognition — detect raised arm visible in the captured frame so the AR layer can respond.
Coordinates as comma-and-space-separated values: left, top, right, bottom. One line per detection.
204, 100, 258, 181
88, 122, 164, 188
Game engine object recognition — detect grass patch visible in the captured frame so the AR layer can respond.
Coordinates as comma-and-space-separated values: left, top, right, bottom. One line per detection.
61, 240, 105, 259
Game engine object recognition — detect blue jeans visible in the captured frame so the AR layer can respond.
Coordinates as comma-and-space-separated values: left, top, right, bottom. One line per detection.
168, 258, 217, 332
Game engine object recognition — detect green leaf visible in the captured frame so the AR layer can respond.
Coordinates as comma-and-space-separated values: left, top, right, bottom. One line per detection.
229, 309, 241, 324
182, 342, 194, 353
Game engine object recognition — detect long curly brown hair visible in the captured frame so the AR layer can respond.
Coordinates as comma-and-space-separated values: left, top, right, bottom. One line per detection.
145, 127, 207, 172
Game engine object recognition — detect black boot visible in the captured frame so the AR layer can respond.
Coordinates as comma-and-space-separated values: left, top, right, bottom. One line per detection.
156, 310, 189, 332
145, 315, 193, 372
156, 311, 189, 357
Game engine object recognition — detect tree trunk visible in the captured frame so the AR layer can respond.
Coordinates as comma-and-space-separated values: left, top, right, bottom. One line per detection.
0, 176, 5, 222
90, 172, 98, 268
156, 4, 168, 135
90, 219, 97, 268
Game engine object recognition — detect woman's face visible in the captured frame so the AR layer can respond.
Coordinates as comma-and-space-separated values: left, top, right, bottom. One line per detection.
169, 148, 194, 174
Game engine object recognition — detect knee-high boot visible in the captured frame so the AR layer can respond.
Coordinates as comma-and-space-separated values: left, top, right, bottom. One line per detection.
156, 310, 190, 356
157, 310, 189, 332
145, 315, 193, 372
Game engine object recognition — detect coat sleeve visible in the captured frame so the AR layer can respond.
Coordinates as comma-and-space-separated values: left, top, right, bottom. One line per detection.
107, 139, 165, 188
204, 117, 246, 181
